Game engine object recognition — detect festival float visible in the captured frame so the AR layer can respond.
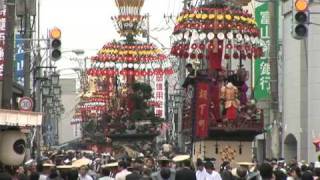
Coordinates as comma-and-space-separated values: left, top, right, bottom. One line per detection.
170, 0, 264, 165
72, 0, 173, 157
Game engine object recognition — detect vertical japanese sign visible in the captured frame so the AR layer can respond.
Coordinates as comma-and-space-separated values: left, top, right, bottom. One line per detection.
195, 82, 209, 138
155, 75, 165, 118
254, 2, 271, 100
15, 34, 24, 85
0, 8, 5, 80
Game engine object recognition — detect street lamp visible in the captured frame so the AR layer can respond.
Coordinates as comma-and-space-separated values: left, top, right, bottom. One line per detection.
53, 86, 61, 96
51, 72, 60, 86
45, 96, 53, 105
42, 80, 51, 96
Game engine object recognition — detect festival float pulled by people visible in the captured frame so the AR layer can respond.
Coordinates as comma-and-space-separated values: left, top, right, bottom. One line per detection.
71, 0, 173, 157
170, 0, 265, 166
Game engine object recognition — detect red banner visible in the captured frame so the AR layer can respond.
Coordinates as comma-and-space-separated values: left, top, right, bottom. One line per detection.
195, 82, 209, 138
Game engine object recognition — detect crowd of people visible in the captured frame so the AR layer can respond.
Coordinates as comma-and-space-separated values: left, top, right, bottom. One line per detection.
1, 150, 320, 180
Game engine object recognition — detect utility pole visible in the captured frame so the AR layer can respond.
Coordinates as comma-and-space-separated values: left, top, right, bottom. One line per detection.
269, 0, 281, 158
23, 0, 31, 97
35, 0, 41, 162
2, 0, 16, 109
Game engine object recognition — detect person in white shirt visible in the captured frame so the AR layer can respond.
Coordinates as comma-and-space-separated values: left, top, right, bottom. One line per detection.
115, 161, 131, 180
204, 161, 222, 180
196, 159, 207, 180
78, 165, 94, 180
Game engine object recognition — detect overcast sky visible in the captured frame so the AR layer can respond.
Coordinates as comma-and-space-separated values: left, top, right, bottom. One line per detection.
40, 0, 182, 57
39, 0, 257, 77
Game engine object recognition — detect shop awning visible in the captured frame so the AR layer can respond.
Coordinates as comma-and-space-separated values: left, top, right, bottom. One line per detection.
0, 109, 42, 127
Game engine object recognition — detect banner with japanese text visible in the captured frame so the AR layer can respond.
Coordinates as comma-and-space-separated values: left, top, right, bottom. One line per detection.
195, 82, 209, 138
254, 2, 271, 100
15, 34, 24, 85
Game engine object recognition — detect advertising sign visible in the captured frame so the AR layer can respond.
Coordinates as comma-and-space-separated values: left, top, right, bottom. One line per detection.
254, 2, 271, 100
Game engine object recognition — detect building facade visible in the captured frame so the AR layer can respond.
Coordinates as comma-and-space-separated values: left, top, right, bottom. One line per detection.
58, 78, 81, 144
282, 1, 320, 161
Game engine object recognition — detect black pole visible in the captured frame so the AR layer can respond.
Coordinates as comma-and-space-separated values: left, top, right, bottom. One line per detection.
2, 0, 16, 109
165, 79, 169, 142
191, 83, 197, 158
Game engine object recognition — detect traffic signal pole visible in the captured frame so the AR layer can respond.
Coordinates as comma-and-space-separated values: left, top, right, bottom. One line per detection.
269, 0, 281, 158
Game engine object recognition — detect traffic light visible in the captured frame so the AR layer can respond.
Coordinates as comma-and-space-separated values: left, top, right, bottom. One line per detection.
292, 0, 309, 39
50, 27, 62, 60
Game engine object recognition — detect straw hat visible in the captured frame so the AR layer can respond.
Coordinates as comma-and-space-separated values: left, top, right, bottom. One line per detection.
158, 156, 171, 162
56, 165, 73, 169
172, 155, 190, 162
237, 162, 255, 167
43, 163, 56, 167
72, 158, 92, 168
101, 162, 119, 168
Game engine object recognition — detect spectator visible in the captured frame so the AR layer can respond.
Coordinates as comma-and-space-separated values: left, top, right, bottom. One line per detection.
205, 161, 222, 180
196, 159, 207, 180
301, 171, 313, 180
259, 163, 274, 180
78, 165, 93, 180
115, 161, 131, 180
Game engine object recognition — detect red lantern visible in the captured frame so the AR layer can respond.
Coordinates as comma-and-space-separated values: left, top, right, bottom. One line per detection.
183, 52, 189, 59
199, 44, 206, 50
191, 44, 198, 49
240, 53, 246, 60
190, 53, 197, 59
226, 44, 233, 49
208, 43, 214, 50
198, 53, 204, 59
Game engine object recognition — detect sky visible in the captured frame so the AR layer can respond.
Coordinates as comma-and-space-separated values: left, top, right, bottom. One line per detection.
40, 0, 183, 76
38, 0, 259, 78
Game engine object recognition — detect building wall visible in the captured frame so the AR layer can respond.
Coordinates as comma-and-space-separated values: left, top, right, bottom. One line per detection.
282, 2, 320, 162
306, 3, 320, 161
58, 78, 81, 144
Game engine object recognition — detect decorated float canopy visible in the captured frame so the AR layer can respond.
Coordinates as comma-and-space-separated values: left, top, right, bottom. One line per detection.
114, 0, 145, 36
87, 0, 173, 77
88, 42, 173, 77
171, 0, 263, 63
